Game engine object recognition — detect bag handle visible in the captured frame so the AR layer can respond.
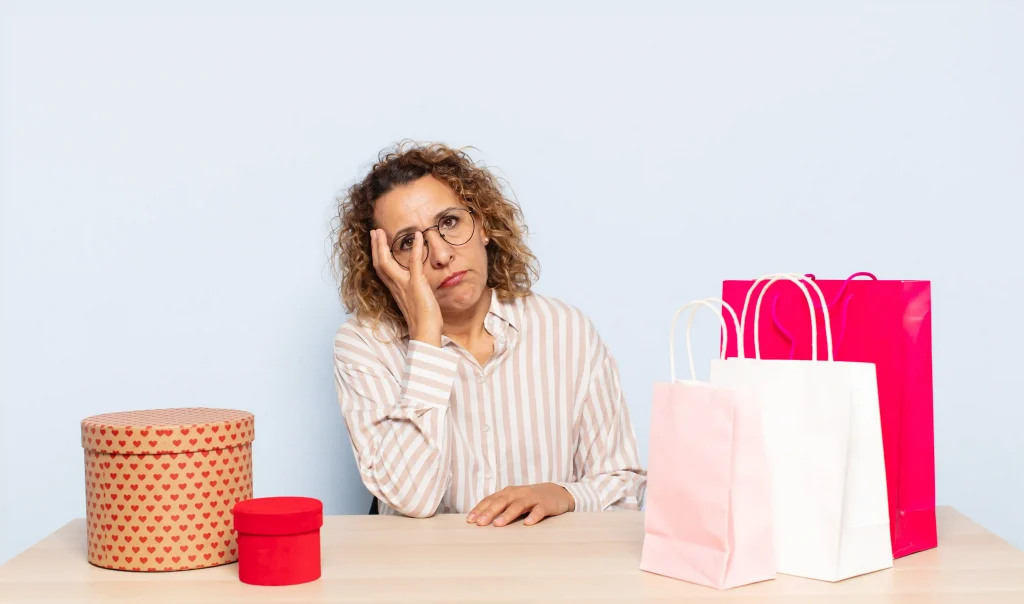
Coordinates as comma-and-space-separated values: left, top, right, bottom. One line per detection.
739, 273, 833, 361
669, 298, 742, 382
770, 271, 878, 358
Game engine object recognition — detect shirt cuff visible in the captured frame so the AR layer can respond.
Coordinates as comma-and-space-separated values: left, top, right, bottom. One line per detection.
402, 340, 460, 408
554, 481, 601, 513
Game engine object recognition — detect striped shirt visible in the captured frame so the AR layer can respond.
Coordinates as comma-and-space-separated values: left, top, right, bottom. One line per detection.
333, 289, 647, 518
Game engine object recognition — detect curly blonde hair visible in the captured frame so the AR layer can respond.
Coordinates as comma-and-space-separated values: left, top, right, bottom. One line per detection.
330, 141, 540, 335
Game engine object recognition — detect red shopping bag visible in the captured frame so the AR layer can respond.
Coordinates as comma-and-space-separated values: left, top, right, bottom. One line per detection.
721, 272, 936, 559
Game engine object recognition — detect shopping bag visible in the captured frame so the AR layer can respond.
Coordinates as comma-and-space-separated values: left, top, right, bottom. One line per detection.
640, 298, 775, 589
710, 274, 893, 581
721, 272, 935, 558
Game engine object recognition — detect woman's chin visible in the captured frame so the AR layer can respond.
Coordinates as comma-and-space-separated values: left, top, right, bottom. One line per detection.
438, 281, 485, 312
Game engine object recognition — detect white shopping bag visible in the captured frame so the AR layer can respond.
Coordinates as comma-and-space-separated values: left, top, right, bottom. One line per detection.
709, 274, 893, 582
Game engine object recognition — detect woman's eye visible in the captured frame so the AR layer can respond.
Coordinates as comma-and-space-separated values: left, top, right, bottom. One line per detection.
399, 236, 416, 250
441, 216, 459, 229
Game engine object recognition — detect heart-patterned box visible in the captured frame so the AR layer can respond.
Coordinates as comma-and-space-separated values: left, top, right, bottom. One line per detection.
80, 407, 255, 572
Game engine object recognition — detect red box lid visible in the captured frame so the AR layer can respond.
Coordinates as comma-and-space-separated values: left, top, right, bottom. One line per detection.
232, 497, 323, 536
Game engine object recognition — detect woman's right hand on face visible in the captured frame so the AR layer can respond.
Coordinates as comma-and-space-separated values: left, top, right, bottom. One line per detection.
370, 229, 443, 347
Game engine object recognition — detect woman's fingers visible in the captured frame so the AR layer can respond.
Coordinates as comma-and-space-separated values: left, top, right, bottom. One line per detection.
369, 228, 442, 344
466, 493, 502, 524
467, 488, 542, 527
493, 498, 532, 527
369, 230, 381, 270
369, 231, 392, 289
372, 229, 405, 285
522, 504, 550, 526
467, 492, 511, 526
476, 497, 512, 526
408, 232, 425, 282
466, 498, 489, 523
467, 485, 569, 528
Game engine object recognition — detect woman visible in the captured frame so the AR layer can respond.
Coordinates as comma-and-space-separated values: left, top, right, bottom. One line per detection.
330, 141, 646, 527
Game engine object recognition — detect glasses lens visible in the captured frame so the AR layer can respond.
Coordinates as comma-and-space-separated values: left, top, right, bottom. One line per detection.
389, 209, 474, 268
438, 209, 474, 245
391, 234, 423, 268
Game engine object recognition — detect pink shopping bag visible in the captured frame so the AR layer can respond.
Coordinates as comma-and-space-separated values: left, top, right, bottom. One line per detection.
721, 272, 936, 558
640, 299, 775, 589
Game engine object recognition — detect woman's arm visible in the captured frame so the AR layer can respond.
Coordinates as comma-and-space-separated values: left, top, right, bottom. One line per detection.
334, 326, 459, 517
556, 320, 647, 512
466, 313, 647, 527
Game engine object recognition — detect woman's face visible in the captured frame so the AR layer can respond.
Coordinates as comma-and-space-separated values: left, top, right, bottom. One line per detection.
373, 175, 489, 315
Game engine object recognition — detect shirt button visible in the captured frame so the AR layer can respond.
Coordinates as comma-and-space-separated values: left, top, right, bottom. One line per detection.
483, 425, 490, 432
477, 375, 485, 384
486, 474, 493, 480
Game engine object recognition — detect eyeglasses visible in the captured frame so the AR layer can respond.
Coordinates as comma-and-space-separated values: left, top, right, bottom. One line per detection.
390, 208, 476, 269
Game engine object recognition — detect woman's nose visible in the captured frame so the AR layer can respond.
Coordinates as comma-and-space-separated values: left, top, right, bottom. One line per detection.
424, 230, 454, 268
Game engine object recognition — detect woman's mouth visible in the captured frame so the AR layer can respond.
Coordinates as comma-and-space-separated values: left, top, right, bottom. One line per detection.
439, 271, 468, 288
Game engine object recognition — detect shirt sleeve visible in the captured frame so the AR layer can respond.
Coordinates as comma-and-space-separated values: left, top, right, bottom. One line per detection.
334, 326, 460, 518
555, 320, 647, 512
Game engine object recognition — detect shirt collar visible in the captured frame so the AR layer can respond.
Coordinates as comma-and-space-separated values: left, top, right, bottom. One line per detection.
486, 289, 521, 333
392, 289, 521, 346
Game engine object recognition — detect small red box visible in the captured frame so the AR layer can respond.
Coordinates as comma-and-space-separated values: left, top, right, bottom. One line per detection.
232, 496, 323, 586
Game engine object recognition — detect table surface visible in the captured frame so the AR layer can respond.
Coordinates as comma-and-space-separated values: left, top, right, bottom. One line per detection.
1, 506, 1022, 603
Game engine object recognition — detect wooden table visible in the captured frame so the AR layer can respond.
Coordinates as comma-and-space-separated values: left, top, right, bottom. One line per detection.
1, 506, 1022, 603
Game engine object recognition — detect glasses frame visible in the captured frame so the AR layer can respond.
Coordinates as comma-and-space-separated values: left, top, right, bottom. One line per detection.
389, 208, 477, 269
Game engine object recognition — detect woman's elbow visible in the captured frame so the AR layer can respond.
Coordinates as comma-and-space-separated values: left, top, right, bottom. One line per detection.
386, 491, 444, 518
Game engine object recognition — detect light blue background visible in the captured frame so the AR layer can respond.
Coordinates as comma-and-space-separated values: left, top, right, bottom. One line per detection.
2, 1, 1022, 563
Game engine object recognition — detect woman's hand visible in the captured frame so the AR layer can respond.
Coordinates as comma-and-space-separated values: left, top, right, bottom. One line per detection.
467, 483, 576, 527
370, 229, 443, 346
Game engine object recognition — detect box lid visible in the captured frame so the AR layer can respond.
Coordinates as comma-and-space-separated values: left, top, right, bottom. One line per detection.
232, 497, 323, 536
81, 407, 255, 455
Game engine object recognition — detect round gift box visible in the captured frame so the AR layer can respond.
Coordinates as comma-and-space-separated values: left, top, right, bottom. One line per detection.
232, 496, 323, 586
80, 407, 255, 572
